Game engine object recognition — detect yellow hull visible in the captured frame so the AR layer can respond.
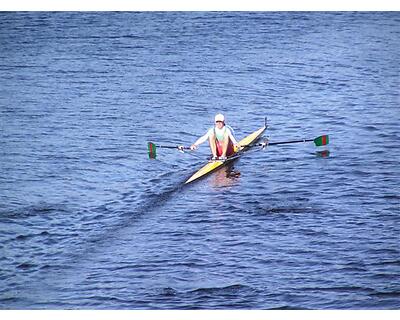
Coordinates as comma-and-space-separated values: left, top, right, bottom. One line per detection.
184, 124, 266, 184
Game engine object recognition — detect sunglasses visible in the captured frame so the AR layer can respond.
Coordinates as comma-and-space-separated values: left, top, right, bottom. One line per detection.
215, 120, 224, 123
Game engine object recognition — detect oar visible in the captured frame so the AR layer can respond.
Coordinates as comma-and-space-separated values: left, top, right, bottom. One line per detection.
147, 142, 191, 159
259, 135, 329, 147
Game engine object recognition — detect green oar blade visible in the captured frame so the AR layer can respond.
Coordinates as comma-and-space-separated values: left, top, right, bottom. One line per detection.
148, 142, 157, 159
314, 135, 329, 146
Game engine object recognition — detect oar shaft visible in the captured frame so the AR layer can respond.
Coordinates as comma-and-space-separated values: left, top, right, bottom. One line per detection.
258, 135, 328, 147
155, 145, 191, 150
155, 145, 179, 149
268, 139, 313, 146
148, 141, 191, 159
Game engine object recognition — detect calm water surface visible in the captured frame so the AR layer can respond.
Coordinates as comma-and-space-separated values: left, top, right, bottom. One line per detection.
0, 12, 399, 309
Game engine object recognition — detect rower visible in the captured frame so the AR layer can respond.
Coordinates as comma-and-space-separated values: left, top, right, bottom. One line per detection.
187, 114, 240, 160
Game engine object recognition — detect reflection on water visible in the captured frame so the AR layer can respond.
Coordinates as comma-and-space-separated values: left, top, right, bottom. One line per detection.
210, 163, 241, 188
316, 150, 331, 158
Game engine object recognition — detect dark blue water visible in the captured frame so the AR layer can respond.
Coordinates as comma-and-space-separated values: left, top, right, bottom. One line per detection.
1, 12, 399, 309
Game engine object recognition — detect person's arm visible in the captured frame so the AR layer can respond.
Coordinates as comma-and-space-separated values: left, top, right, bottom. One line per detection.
227, 128, 239, 146
191, 130, 210, 150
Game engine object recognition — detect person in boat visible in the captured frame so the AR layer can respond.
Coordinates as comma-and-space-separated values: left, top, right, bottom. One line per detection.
188, 113, 240, 160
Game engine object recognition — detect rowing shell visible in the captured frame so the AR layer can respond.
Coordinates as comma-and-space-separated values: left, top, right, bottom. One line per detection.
184, 123, 267, 184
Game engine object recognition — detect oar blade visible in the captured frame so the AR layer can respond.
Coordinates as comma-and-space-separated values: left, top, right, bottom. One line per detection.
314, 135, 329, 147
148, 142, 157, 159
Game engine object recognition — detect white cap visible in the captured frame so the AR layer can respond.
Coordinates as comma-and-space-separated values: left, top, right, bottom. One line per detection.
214, 113, 225, 122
